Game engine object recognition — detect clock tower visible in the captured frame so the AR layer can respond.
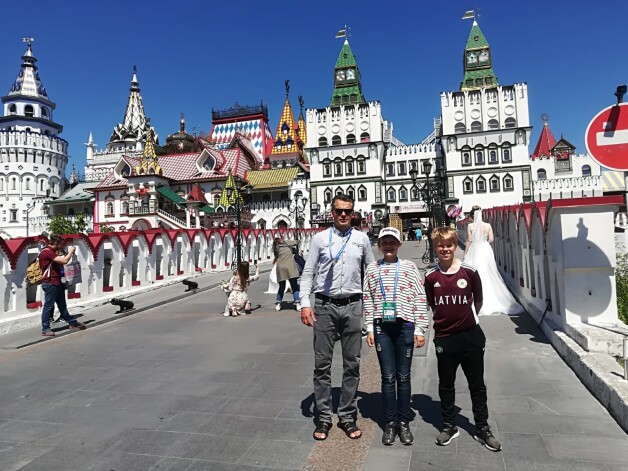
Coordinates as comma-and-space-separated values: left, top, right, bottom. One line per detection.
461, 20, 497, 91
330, 40, 365, 106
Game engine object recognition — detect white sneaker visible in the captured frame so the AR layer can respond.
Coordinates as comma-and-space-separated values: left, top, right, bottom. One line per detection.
295, 303, 302, 311
275, 303, 281, 311
223, 310, 230, 317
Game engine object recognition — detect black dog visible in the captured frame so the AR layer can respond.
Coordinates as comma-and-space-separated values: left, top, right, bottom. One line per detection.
182, 279, 198, 291
111, 298, 134, 313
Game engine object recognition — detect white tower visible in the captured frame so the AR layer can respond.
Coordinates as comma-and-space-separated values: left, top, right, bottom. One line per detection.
440, 20, 533, 210
0, 39, 68, 238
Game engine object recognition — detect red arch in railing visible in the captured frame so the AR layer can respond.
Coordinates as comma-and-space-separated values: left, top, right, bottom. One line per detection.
0, 236, 42, 269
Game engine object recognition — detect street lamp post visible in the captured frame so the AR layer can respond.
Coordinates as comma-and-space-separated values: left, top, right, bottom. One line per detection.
24, 199, 41, 238
226, 178, 252, 271
410, 160, 445, 264
287, 193, 308, 241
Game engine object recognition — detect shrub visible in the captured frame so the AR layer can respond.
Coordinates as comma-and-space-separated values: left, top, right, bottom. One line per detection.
616, 253, 628, 325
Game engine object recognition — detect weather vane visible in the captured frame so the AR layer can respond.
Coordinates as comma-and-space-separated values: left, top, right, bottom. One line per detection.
298, 95, 304, 112
22, 37, 34, 46
335, 25, 350, 39
285, 79, 290, 97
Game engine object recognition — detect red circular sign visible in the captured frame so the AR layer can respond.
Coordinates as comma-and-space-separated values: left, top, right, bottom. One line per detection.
585, 102, 628, 171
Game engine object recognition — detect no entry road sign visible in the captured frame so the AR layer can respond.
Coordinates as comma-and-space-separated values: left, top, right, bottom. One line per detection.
585, 102, 628, 171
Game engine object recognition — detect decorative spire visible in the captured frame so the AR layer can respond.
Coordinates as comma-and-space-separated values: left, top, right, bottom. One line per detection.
180, 112, 185, 132
122, 65, 147, 133
330, 39, 365, 107
219, 170, 243, 207
8, 38, 50, 100
272, 82, 302, 156
69, 165, 79, 184
460, 20, 497, 91
531, 114, 556, 160
135, 125, 162, 175
297, 95, 307, 146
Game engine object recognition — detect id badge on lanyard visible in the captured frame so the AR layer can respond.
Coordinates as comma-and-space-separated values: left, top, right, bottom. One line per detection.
379, 260, 399, 323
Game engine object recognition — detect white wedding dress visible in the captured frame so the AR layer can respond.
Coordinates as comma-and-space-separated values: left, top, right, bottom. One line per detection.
464, 210, 524, 316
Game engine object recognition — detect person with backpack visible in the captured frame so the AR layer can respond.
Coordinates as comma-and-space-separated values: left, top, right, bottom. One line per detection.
38, 235, 86, 337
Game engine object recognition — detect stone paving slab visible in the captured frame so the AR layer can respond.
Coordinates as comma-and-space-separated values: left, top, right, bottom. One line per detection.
0, 242, 625, 470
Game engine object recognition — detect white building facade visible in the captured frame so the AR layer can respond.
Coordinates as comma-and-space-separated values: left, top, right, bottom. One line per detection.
440, 21, 533, 211
0, 41, 68, 238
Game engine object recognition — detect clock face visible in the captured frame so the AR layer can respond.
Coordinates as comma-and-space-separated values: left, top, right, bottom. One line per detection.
336, 70, 345, 81
346, 69, 355, 80
466, 52, 477, 65
479, 50, 489, 63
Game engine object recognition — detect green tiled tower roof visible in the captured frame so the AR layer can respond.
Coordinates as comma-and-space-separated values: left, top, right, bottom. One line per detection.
460, 21, 498, 91
330, 40, 366, 107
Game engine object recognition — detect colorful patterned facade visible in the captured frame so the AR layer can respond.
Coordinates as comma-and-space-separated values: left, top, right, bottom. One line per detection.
460, 21, 498, 91
271, 96, 302, 156
209, 103, 273, 158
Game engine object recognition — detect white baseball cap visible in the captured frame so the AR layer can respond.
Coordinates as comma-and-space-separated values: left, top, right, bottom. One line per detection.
378, 227, 401, 242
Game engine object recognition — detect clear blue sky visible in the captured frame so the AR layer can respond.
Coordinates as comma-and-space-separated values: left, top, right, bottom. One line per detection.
2, 0, 627, 175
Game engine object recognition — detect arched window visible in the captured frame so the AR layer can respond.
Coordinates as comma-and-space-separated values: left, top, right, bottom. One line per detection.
537, 169, 547, 180
360, 132, 370, 142
475, 147, 485, 165
11, 177, 16, 190
25, 177, 30, 190
490, 175, 500, 192
41, 107, 49, 119
463, 177, 473, 194
24, 105, 34, 117
504, 117, 516, 128
346, 158, 354, 175
470, 121, 482, 132
399, 186, 408, 202
487, 119, 499, 130
476, 176, 486, 193
582, 165, 592, 176
318, 137, 328, 146
358, 185, 367, 201
332, 135, 341, 145
387, 187, 396, 202
411, 185, 420, 201
488, 146, 498, 164
503, 174, 514, 191
346, 185, 355, 200
454, 122, 466, 134
106, 202, 114, 215
324, 188, 333, 204
461, 148, 471, 166
357, 157, 366, 174
121, 200, 129, 214
40, 179, 44, 191
323, 160, 332, 177
346, 134, 356, 144
334, 158, 343, 176
8, 104, 16, 115
502, 144, 511, 162
335, 187, 344, 197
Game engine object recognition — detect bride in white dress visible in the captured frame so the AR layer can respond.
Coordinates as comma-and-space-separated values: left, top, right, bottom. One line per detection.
464, 206, 524, 315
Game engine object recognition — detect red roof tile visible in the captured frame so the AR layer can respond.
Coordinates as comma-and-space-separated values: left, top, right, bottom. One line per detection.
531, 123, 557, 160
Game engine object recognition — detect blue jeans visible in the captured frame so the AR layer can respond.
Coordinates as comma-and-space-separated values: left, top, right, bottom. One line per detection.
374, 318, 415, 423
276, 278, 300, 304
41, 283, 78, 331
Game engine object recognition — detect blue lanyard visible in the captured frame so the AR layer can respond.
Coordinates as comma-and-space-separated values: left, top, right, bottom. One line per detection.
329, 228, 353, 263
378, 259, 399, 302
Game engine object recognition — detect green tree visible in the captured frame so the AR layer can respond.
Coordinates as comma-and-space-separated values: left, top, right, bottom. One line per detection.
47, 214, 89, 235
99, 223, 114, 233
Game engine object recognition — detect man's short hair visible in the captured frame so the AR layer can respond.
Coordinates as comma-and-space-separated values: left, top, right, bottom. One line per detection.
331, 194, 354, 209
431, 226, 458, 246
49, 234, 64, 246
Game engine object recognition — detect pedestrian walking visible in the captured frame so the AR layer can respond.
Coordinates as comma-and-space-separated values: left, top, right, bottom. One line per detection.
39, 235, 86, 337
363, 227, 428, 446
225, 261, 259, 316
300, 194, 375, 441
423, 226, 502, 452
273, 237, 301, 311
415, 227, 422, 241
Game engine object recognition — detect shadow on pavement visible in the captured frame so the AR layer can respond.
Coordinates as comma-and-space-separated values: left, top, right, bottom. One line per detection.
411, 393, 474, 434
508, 314, 550, 344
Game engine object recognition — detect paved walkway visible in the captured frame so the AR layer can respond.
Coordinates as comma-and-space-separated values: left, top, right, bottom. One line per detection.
0, 242, 626, 470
